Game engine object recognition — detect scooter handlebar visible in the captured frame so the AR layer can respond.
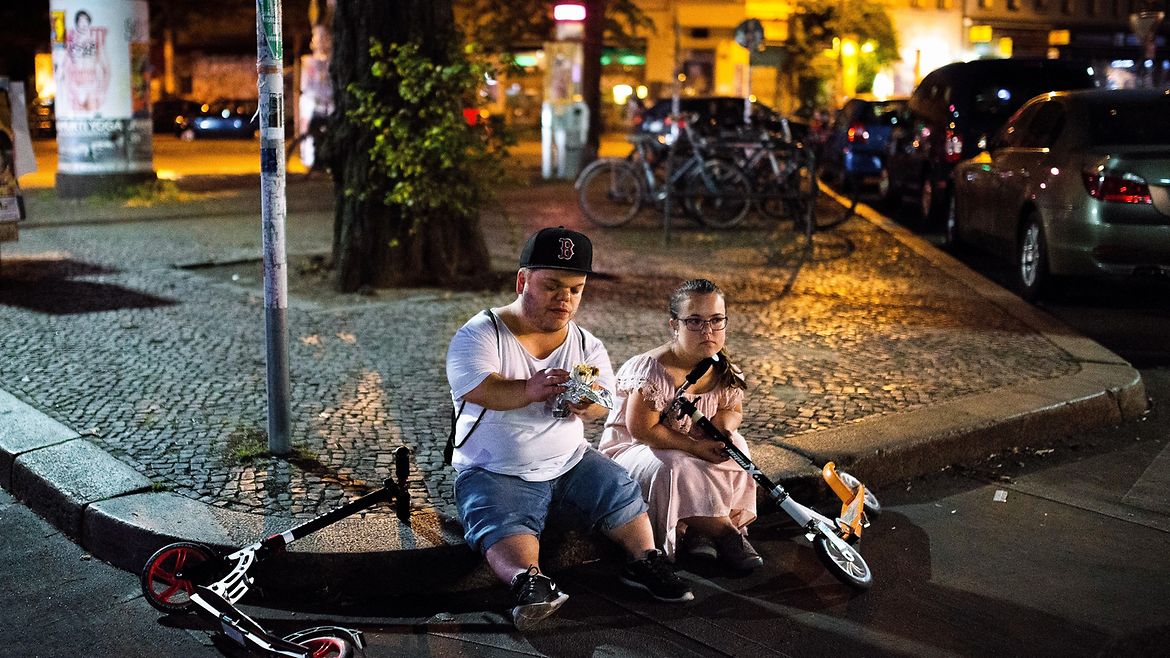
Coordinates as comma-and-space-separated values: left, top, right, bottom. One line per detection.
683, 355, 719, 390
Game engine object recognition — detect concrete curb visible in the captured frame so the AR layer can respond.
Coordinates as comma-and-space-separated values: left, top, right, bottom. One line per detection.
0, 190, 1148, 602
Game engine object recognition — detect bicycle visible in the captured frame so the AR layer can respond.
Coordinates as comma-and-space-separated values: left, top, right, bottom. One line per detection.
576, 119, 752, 230
714, 126, 820, 237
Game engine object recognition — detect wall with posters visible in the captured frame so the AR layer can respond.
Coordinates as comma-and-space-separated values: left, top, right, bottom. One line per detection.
50, 0, 154, 197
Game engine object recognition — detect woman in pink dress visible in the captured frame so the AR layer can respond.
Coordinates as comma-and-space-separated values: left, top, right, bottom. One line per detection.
600, 279, 760, 570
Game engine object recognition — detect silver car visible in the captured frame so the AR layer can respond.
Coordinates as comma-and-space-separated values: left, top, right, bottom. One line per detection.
949, 88, 1170, 301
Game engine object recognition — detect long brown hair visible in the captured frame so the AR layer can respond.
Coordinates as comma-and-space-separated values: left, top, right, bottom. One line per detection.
669, 279, 746, 390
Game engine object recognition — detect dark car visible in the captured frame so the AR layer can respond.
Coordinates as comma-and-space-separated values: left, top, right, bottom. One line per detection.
820, 97, 907, 200
27, 98, 55, 139
950, 87, 1170, 300
636, 96, 794, 141
176, 99, 258, 140
152, 98, 202, 134
888, 58, 1098, 223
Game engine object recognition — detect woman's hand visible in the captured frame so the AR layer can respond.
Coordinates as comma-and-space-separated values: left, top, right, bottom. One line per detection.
689, 438, 730, 464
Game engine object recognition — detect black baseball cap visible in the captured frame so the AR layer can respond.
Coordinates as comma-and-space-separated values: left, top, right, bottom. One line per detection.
519, 226, 593, 274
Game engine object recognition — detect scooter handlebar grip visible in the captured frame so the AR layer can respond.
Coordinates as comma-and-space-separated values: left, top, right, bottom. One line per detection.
394, 446, 410, 487
683, 356, 718, 387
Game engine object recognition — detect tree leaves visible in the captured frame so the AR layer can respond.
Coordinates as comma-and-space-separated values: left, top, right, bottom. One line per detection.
344, 40, 509, 229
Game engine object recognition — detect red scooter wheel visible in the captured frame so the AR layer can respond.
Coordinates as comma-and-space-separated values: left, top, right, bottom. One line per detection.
297, 635, 355, 658
139, 542, 217, 613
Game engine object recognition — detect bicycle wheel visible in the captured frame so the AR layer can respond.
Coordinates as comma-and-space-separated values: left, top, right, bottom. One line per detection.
751, 160, 790, 221
787, 148, 820, 237
576, 159, 643, 228
685, 159, 751, 229
140, 542, 217, 614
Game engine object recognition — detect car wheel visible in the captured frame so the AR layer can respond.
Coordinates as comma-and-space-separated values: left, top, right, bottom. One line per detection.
179, 127, 196, 142
1016, 212, 1049, 302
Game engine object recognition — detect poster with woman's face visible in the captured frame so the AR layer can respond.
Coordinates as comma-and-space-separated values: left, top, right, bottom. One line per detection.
50, 0, 149, 120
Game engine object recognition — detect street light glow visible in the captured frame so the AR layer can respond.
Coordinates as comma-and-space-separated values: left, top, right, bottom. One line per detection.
554, 4, 586, 21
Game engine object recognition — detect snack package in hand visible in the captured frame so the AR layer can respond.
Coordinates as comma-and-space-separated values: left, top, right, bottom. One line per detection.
552, 363, 613, 418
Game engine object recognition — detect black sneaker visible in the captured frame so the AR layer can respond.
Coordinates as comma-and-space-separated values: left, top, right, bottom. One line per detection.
619, 550, 694, 602
510, 566, 569, 631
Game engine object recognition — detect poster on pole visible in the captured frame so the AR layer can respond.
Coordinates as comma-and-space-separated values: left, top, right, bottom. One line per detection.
50, 0, 152, 175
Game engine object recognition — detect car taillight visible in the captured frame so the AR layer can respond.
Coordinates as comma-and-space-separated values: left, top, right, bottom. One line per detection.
1082, 171, 1152, 204
847, 122, 868, 144
944, 129, 963, 163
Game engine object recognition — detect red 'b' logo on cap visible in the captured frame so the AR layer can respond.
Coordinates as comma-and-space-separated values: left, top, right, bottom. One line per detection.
558, 238, 575, 261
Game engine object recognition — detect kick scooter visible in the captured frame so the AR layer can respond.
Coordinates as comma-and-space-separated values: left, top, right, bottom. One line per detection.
140, 446, 413, 657
674, 357, 875, 589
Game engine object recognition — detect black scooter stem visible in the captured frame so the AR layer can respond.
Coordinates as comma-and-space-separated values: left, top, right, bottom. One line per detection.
682, 355, 719, 390
674, 389, 787, 502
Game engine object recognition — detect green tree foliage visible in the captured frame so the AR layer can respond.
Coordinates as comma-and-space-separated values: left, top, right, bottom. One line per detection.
786, 0, 899, 109
346, 40, 509, 231
456, 0, 651, 59
454, 0, 653, 154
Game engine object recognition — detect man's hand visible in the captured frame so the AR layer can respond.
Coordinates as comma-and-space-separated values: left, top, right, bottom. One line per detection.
526, 368, 569, 404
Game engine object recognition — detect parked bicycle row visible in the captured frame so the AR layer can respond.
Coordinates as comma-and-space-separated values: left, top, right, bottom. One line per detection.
574, 115, 820, 234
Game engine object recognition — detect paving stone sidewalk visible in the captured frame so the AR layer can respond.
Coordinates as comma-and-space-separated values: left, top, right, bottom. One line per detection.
0, 174, 1141, 543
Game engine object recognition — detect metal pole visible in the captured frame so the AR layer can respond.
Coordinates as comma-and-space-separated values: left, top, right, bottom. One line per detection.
665, 9, 681, 246
257, 0, 291, 454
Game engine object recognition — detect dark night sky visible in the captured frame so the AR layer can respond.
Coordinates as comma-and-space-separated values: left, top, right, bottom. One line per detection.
1, 1, 312, 82
0, 2, 50, 80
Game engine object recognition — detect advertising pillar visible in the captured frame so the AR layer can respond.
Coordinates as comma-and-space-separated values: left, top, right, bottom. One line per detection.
50, 0, 155, 198
542, 4, 588, 180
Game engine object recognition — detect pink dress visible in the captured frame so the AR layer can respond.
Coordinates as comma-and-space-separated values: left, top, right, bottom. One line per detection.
599, 354, 757, 558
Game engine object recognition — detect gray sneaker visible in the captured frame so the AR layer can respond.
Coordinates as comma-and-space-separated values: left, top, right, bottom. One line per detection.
681, 532, 718, 561
715, 533, 764, 571
510, 566, 569, 631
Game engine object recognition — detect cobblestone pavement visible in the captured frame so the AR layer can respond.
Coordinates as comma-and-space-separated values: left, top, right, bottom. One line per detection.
0, 175, 1078, 523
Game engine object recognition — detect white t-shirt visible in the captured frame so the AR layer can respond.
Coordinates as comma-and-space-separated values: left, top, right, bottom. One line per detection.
446, 310, 616, 481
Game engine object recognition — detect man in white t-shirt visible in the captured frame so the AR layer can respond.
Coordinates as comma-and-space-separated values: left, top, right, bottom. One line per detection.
447, 227, 694, 630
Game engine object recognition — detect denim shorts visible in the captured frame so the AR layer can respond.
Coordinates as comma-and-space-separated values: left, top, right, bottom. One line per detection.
454, 447, 648, 553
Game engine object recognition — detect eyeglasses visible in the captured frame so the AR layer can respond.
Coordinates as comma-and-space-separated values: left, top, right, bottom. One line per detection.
675, 315, 728, 332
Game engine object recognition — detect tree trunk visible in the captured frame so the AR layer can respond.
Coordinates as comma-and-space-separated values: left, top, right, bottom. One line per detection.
328, 0, 491, 292
581, 0, 608, 162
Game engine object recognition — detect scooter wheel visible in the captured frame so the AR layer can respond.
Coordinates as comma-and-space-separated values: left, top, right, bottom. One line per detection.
814, 535, 873, 590
838, 471, 881, 517
294, 635, 356, 658
139, 541, 217, 614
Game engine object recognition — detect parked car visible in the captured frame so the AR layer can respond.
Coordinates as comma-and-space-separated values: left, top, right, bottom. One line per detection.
949, 87, 1170, 301
635, 96, 795, 141
151, 97, 202, 134
27, 97, 55, 139
819, 97, 907, 200
176, 99, 258, 140
888, 58, 1098, 224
